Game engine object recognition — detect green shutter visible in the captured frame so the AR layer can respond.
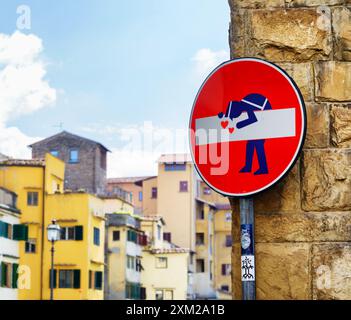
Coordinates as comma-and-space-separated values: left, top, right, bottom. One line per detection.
75, 226, 83, 241
73, 270, 81, 289
13, 225, 28, 241
0, 221, 4, 237
12, 264, 19, 289
1, 262, 6, 287
49, 269, 57, 288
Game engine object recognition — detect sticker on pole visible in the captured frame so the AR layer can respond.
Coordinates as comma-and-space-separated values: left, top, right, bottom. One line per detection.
189, 58, 306, 197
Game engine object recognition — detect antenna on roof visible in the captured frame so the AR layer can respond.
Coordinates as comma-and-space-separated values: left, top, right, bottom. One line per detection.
53, 122, 64, 131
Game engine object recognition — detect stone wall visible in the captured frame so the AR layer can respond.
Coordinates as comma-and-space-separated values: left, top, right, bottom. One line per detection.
32, 133, 107, 194
229, 0, 351, 299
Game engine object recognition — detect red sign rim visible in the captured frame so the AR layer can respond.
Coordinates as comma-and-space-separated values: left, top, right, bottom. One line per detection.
189, 57, 307, 197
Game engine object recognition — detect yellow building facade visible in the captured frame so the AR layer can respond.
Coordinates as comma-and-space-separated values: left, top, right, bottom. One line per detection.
0, 154, 106, 300
0, 154, 64, 300
105, 212, 145, 300
43, 193, 105, 300
140, 216, 189, 300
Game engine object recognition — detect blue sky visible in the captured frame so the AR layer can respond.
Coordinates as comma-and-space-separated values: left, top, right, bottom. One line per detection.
0, 0, 230, 176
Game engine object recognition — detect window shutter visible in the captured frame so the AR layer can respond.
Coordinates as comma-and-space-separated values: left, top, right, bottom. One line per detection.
95, 271, 102, 290
73, 270, 81, 289
12, 264, 19, 288
0, 262, 5, 287
0, 221, 4, 237
49, 269, 57, 288
75, 226, 83, 241
13, 224, 28, 241
1, 222, 9, 239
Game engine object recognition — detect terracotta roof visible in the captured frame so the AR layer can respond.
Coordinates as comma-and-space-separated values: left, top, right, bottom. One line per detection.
28, 131, 110, 152
0, 158, 45, 167
158, 153, 192, 164
150, 248, 190, 254
107, 176, 155, 184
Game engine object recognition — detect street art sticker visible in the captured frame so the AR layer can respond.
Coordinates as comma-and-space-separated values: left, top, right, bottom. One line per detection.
241, 255, 255, 282
189, 58, 306, 197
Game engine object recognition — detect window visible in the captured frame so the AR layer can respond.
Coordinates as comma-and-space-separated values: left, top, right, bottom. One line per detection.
94, 227, 100, 246
164, 163, 186, 171
157, 225, 161, 240
163, 232, 171, 243
127, 256, 135, 269
27, 192, 38, 206
100, 151, 107, 170
164, 290, 174, 300
225, 212, 232, 222
203, 187, 211, 195
136, 258, 143, 272
94, 271, 103, 290
151, 187, 157, 199
196, 233, 205, 245
113, 230, 120, 241
221, 285, 229, 292
222, 264, 231, 276
126, 282, 141, 299
25, 239, 36, 253
139, 191, 143, 202
225, 235, 232, 247
127, 230, 137, 243
179, 181, 188, 192
196, 259, 205, 273
69, 149, 79, 163
50, 150, 59, 158
58, 270, 80, 289
197, 209, 204, 220
155, 257, 168, 269
60, 226, 83, 241
155, 290, 164, 300
0, 262, 18, 288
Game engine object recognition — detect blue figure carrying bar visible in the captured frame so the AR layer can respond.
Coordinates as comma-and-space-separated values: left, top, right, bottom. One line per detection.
218, 93, 271, 175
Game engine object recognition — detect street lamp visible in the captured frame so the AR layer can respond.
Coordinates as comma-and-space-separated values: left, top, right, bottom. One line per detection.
47, 219, 61, 300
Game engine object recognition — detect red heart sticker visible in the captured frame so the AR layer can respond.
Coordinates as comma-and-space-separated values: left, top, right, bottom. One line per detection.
221, 121, 228, 129
229, 127, 235, 134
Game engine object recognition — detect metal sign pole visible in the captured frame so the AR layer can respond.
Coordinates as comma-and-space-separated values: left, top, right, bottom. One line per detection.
239, 197, 256, 300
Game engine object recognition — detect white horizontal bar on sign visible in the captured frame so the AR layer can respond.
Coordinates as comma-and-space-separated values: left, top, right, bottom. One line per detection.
195, 108, 296, 146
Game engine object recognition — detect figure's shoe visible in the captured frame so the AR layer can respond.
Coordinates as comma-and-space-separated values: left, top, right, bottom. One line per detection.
254, 168, 268, 175
239, 166, 251, 173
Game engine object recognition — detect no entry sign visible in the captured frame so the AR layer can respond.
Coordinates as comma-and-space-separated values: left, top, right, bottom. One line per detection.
189, 58, 306, 197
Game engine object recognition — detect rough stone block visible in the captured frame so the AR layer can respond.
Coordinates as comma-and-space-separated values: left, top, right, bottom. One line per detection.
248, 8, 332, 62
278, 62, 314, 101
286, 0, 344, 7
315, 61, 351, 102
229, 0, 285, 9
331, 104, 351, 148
302, 149, 351, 211
332, 7, 351, 61
305, 103, 329, 148
232, 243, 311, 299
312, 243, 351, 300
253, 162, 301, 213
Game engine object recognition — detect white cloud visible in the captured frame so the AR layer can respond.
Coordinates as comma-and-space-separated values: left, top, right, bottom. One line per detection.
192, 48, 229, 80
0, 31, 56, 159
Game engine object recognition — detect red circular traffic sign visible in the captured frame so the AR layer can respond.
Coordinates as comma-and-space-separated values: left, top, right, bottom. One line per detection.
189, 58, 306, 197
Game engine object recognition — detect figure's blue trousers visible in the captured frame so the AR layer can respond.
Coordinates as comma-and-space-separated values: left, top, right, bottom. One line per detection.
244, 139, 268, 172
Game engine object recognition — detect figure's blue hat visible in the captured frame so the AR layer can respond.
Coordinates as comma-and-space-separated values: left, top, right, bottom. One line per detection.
240, 93, 271, 110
